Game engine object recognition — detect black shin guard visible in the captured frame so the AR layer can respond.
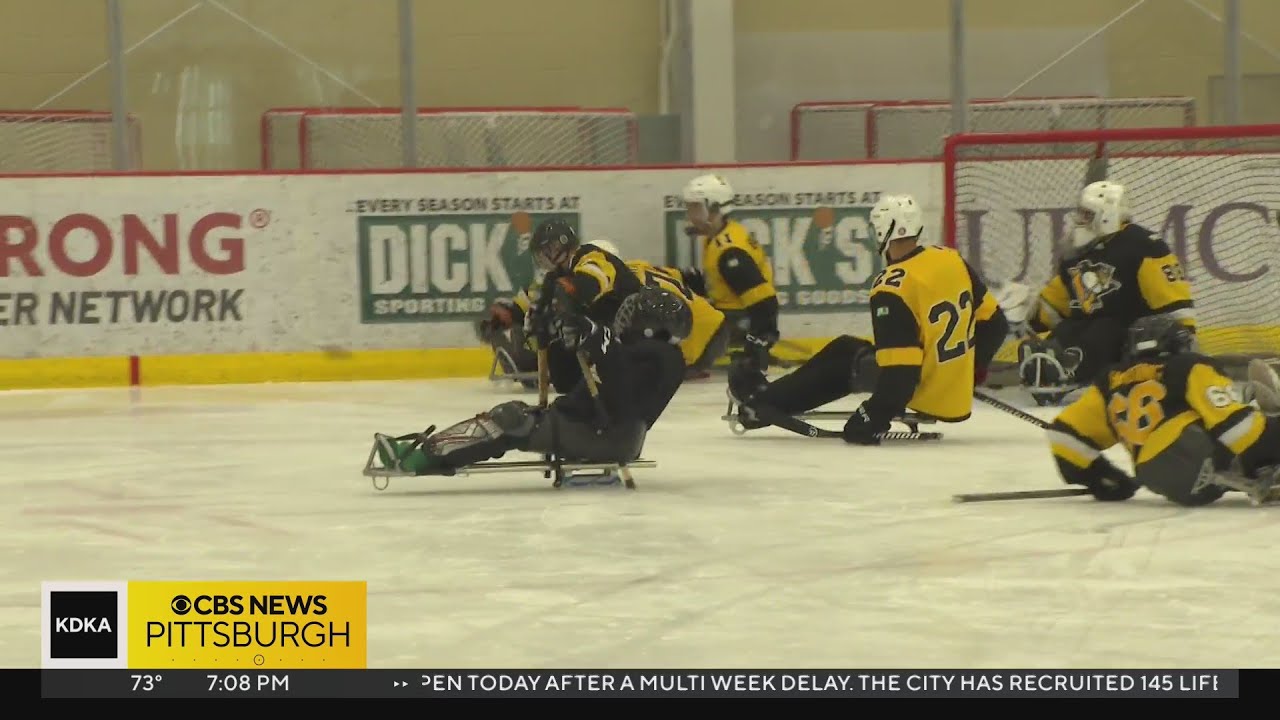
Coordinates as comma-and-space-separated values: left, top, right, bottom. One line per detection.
756, 335, 875, 414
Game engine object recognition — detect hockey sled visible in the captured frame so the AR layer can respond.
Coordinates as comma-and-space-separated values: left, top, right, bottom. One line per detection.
487, 349, 538, 387
720, 393, 942, 441
362, 433, 654, 492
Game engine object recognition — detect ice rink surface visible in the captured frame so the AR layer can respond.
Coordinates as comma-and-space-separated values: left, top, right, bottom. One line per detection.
3, 375, 1278, 669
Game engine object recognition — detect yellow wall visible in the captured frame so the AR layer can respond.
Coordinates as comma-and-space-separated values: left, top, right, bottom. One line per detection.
4, 0, 661, 171
4, 0, 1278, 170
737, 0, 1280, 125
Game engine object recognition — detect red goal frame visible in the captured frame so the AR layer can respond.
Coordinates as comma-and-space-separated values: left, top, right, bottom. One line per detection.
941, 123, 1280, 251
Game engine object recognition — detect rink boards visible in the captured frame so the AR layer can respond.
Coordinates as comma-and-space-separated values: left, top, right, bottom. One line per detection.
1, 155, 1275, 388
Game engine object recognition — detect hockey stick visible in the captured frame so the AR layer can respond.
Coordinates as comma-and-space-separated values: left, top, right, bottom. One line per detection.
575, 351, 635, 489
974, 390, 1050, 429
740, 398, 942, 442
952, 488, 1092, 503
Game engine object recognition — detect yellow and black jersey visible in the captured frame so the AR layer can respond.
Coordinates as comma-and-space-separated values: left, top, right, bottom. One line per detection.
866, 246, 1006, 422
1049, 353, 1270, 477
627, 260, 727, 367
553, 243, 643, 325
697, 219, 776, 312
1034, 223, 1195, 332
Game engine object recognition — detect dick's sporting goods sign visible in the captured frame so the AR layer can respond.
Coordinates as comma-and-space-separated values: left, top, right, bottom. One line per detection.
354, 196, 581, 323
662, 192, 887, 313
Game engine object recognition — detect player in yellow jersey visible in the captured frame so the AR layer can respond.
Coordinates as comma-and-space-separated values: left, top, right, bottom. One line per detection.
626, 260, 730, 377
730, 194, 1011, 444
477, 237, 628, 387
1047, 314, 1280, 505
677, 174, 781, 383
1017, 181, 1197, 404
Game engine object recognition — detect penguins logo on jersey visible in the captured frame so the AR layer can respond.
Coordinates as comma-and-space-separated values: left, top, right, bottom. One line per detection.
1067, 260, 1121, 314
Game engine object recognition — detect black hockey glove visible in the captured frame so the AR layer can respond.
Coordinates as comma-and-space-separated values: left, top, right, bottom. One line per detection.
842, 403, 890, 446
554, 312, 615, 365
681, 267, 708, 297
1076, 457, 1139, 502
728, 331, 776, 402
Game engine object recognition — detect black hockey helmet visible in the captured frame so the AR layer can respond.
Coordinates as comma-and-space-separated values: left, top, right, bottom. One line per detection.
1127, 314, 1194, 360
614, 286, 693, 344
530, 218, 579, 272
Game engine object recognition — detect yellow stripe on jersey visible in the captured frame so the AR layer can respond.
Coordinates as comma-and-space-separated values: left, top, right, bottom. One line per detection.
1136, 255, 1196, 328
875, 346, 924, 367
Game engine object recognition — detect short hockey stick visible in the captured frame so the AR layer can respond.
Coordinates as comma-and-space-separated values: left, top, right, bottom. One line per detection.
952, 488, 1092, 503
974, 390, 1050, 429
744, 400, 942, 442
576, 351, 634, 489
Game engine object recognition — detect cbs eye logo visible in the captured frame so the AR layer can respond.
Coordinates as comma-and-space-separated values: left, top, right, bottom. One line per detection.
171, 595, 193, 615
169, 594, 245, 615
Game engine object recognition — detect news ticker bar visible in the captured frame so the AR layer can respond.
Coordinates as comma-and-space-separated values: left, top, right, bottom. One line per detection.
22, 669, 1257, 699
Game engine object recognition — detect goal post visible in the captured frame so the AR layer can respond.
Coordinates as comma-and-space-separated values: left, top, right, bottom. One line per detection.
260, 106, 640, 170
944, 123, 1280, 363
0, 111, 142, 172
790, 96, 1196, 161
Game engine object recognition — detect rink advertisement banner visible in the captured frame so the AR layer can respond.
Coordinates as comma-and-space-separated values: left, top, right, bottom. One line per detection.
33, 669, 1241, 698
663, 192, 887, 313
40, 580, 366, 669
0, 163, 941, 358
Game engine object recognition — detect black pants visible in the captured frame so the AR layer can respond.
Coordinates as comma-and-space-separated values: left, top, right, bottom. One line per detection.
525, 338, 686, 460
1048, 315, 1130, 382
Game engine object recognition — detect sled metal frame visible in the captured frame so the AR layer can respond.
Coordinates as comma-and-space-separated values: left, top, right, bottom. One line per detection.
719, 399, 938, 437
487, 349, 538, 385
362, 437, 655, 492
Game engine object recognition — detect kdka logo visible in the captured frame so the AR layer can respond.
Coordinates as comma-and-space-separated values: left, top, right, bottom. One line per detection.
357, 210, 580, 323
50, 590, 118, 658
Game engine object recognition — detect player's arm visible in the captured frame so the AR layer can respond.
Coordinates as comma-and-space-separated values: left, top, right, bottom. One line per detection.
861, 291, 922, 425
1183, 360, 1278, 472
1136, 239, 1195, 330
556, 256, 618, 307
1030, 274, 1071, 333
1048, 386, 1137, 500
963, 261, 1011, 377
717, 247, 779, 338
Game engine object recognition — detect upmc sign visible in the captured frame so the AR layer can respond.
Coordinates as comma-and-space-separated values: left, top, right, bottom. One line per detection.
959, 201, 1279, 286
951, 152, 1280, 333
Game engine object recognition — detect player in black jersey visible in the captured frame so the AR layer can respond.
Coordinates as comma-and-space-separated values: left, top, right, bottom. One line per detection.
1017, 181, 1196, 404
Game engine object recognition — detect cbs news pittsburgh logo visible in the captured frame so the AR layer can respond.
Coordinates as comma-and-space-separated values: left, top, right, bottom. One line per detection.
42, 581, 366, 669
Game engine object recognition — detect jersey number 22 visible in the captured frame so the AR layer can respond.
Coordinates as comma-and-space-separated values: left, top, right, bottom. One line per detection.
929, 290, 975, 363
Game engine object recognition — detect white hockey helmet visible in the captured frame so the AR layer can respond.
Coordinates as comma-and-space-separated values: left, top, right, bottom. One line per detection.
1071, 180, 1130, 249
588, 238, 621, 257
869, 194, 924, 260
682, 174, 735, 216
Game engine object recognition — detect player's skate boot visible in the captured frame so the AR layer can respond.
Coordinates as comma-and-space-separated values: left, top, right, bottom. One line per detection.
373, 426, 445, 475
726, 365, 771, 433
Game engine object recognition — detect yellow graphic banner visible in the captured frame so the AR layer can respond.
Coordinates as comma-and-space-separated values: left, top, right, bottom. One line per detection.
126, 581, 366, 669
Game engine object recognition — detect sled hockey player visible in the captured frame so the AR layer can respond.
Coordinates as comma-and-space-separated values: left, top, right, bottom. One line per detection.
485, 220, 640, 393
673, 173, 783, 379
729, 194, 1010, 444
372, 284, 690, 479
1016, 180, 1196, 404
1047, 314, 1280, 506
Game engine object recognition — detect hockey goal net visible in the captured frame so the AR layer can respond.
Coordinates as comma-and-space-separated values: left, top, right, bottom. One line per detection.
945, 124, 1280, 362
0, 111, 141, 172
791, 96, 1195, 160
261, 106, 639, 170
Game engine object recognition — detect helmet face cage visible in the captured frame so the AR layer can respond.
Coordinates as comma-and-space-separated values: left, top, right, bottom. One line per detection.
1127, 316, 1190, 359
614, 288, 692, 344
531, 221, 578, 272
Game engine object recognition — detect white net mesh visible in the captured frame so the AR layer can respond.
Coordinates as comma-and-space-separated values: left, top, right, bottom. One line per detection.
947, 125, 1280, 360
0, 112, 141, 172
791, 97, 1196, 161
261, 107, 639, 169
